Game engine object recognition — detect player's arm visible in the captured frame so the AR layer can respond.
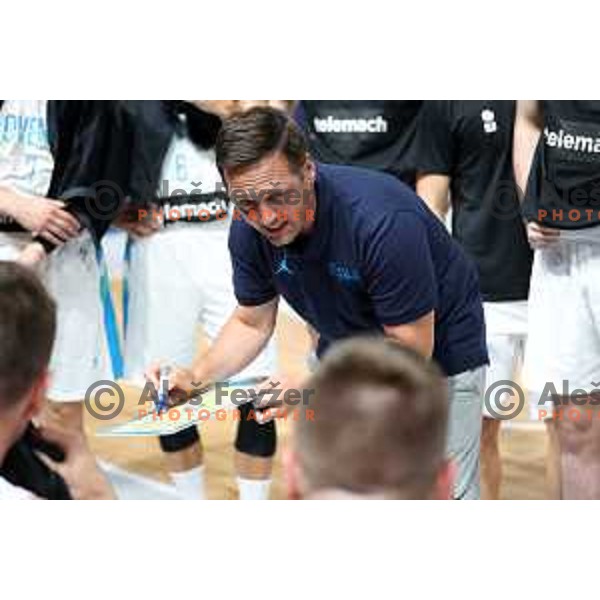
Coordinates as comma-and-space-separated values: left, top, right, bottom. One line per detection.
413, 101, 454, 221
513, 100, 542, 197
0, 186, 80, 245
416, 175, 451, 221
383, 311, 435, 359
513, 101, 559, 246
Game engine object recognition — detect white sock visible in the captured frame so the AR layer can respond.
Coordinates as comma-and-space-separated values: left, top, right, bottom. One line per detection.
237, 478, 272, 500
170, 466, 206, 500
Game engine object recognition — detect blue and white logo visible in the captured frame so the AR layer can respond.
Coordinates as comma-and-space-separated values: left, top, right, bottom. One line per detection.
328, 262, 362, 286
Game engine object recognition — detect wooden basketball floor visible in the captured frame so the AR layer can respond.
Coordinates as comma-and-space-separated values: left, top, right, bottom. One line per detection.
85, 289, 550, 500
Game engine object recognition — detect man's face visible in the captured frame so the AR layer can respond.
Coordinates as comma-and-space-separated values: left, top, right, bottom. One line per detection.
225, 153, 316, 247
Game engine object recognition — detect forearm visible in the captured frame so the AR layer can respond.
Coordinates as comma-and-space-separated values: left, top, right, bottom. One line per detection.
0, 186, 24, 218
416, 174, 451, 221
192, 302, 277, 385
513, 100, 542, 197
384, 311, 435, 359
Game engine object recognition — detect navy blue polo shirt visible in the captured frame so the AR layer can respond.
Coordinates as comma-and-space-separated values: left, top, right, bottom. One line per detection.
229, 163, 488, 376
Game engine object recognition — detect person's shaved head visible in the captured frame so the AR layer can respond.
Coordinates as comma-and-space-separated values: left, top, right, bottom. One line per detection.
291, 338, 450, 499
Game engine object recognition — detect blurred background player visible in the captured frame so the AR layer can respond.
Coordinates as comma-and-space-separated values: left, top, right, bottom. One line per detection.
515, 100, 600, 499
148, 107, 488, 500
296, 100, 423, 187
413, 101, 534, 499
118, 101, 290, 500
285, 338, 452, 500
295, 101, 424, 356
0, 100, 127, 497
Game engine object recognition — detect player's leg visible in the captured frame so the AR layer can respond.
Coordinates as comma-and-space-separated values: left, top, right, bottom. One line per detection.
544, 420, 561, 498
554, 239, 600, 498
480, 335, 517, 499
199, 225, 278, 499
124, 228, 206, 499
41, 231, 114, 499
525, 237, 600, 498
481, 301, 529, 499
480, 419, 502, 499
447, 366, 485, 500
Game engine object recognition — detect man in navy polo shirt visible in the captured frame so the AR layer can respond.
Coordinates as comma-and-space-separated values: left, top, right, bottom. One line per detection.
147, 107, 488, 500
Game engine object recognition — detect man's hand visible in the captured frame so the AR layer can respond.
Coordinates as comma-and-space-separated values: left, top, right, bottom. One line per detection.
11, 195, 81, 245
17, 242, 47, 268
527, 222, 561, 249
114, 208, 161, 238
144, 362, 201, 406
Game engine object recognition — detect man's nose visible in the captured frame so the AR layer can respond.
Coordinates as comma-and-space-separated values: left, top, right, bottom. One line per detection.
259, 205, 278, 227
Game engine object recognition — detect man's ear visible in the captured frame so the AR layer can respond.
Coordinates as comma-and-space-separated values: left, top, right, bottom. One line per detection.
22, 369, 49, 422
282, 447, 304, 500
435, 459, 455, 500
304, 157, 316, 184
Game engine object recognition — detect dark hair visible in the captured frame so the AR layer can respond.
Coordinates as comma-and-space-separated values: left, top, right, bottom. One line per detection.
215, 107, 308, 175
297, 338, 449, 499
0, 262, 56, 411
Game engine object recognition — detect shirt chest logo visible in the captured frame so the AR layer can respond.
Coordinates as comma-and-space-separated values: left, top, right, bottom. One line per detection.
274, 253, 294, 277
328, 262, 362, 287
313, 116, 388, 134
481, 109, 498, 134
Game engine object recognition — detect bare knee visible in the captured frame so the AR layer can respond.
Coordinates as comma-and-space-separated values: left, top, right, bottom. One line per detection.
555, 399, 600, 458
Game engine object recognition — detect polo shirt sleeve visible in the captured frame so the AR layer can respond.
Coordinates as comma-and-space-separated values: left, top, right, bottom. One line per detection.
228, 219, 278, 307
362, 209, 438, 326
412, 101, 455, 176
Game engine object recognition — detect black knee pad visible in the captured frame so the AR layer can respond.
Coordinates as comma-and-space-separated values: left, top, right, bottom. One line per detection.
234, 403, 277, 458
159, 425, 200, 453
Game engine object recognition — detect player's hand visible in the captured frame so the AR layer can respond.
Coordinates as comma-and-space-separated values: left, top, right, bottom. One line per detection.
17, 242, 47, 268
114, 208, 161, 238
11, 195, 81, 245
252, 374, 308, 424
527, 222, 561, 249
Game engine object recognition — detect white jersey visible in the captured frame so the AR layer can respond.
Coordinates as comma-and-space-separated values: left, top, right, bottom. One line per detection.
0, 100, 54, 197
158, 118, 230, 226
0, 475, 34, 500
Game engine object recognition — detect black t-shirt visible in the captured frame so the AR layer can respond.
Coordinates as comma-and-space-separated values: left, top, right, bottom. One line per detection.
523, 100, 600, 229
296, 101, 423, 187
413, 100, 532, 302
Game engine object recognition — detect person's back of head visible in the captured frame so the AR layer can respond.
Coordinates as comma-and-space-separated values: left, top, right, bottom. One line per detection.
287, 338, 452, 500
0, 262, 56, 454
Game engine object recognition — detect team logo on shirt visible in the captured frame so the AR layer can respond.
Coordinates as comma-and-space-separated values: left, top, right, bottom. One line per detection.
313, 116, 388, 134
274, 253, 294, 277
328, 262, 362, 287
481, 109, 497, 134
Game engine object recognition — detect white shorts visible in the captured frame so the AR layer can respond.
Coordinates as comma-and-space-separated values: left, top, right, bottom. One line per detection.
482, 300, 531, 419
124, 222, 277, 385
0, 231, 110, 402
524, 227, 600, 417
